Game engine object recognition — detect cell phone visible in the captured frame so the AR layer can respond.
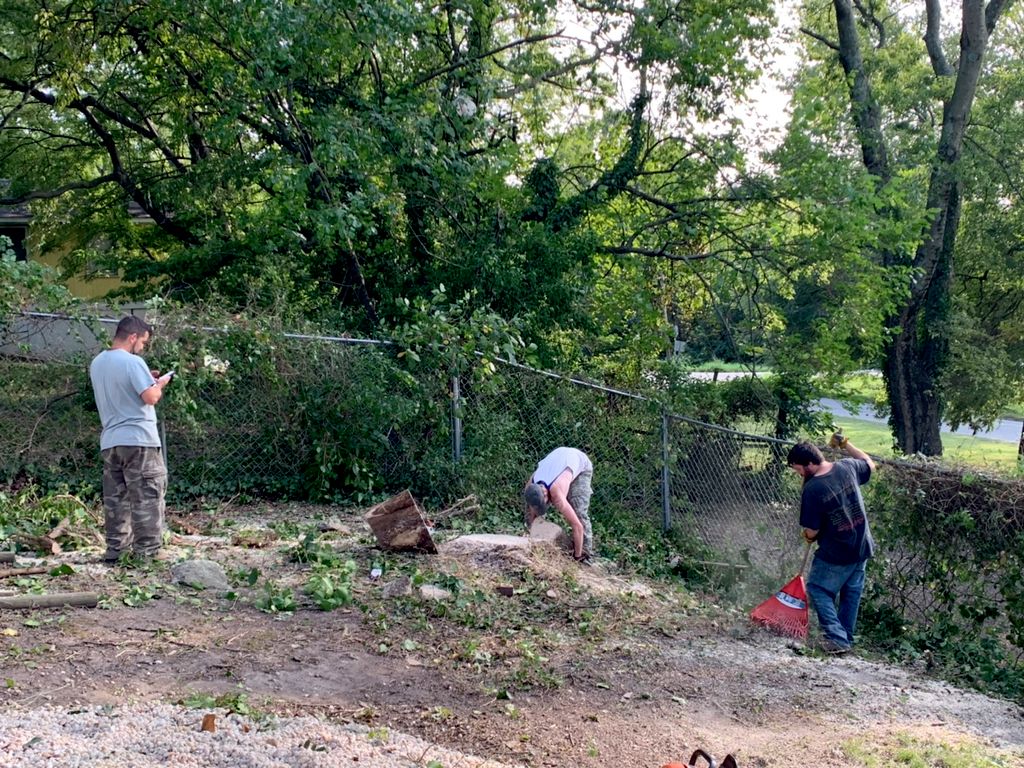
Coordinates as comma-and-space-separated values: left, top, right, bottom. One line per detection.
164, 370, 176, 380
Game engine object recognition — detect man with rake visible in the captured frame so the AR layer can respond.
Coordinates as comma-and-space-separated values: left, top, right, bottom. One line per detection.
787, 434, 875, 654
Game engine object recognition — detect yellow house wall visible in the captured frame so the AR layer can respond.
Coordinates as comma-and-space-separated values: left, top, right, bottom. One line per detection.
29, 233, 127, 300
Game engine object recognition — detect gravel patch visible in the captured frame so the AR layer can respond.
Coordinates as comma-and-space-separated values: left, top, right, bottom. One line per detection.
0, 702, 521, 768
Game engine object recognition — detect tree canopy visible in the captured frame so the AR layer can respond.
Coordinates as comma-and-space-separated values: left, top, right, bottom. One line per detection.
0, 0, 771, 352
3, 0, 1023, 449
771, 0, 1022, 453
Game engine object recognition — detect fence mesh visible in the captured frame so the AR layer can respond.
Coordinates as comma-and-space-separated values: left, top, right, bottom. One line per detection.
3, 310, 1024, 684
666, 417, 804, 594
457, 365, 665, 528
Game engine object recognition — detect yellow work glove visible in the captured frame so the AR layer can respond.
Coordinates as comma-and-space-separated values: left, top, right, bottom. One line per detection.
828, 431, 849, 449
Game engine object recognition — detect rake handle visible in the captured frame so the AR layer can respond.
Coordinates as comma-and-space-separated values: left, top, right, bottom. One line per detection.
797, 539, 813, 576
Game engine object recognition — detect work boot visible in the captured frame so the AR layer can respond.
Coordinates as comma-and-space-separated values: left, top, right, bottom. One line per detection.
819, 638, 852, 656
99, 550, 124, 566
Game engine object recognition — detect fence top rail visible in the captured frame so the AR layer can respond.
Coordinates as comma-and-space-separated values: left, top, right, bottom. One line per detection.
492, 355, 650, 403
18, 311, 394, 347
16, 311, 875, 456
666, 412, 793, 446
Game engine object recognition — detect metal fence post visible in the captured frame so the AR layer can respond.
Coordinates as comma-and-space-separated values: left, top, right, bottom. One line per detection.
661, 410, 671, 532
451, 373, 462, 463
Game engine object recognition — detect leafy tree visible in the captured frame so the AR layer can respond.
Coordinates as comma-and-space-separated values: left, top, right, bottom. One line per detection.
790, 0, 1015, 455
0, 0, 774, 378
944, 9, 1024, 434
0, 236, 76, 327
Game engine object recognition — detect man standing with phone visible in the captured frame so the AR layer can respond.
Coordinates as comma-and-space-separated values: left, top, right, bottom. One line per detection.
89, 316, 173, 563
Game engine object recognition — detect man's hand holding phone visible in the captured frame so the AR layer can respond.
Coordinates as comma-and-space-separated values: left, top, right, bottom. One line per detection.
159, 370, 176, 385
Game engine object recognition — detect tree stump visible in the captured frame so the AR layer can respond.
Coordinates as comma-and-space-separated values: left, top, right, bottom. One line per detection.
364, 490, 437, 553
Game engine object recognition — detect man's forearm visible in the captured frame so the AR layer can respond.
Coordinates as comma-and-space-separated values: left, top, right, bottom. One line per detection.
570, 522, 584, 558
554, 498, 585, 558
842, 440, 875, 470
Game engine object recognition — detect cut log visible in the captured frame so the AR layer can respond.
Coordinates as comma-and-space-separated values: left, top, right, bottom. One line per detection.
0, 592, 99, 609
364, 490, 437, 553
46, 517, 70, 540
11, 534, 61, 556
0, 566, 49, 580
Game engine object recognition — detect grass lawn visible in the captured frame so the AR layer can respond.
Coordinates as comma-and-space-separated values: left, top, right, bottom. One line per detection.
837, 372, 1024, 420
833, 416, 1022, 474
843, 732, 1010, 767
690, 359, 768, 373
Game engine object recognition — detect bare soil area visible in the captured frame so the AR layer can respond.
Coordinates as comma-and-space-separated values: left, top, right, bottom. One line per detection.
1, 502, 1022, 767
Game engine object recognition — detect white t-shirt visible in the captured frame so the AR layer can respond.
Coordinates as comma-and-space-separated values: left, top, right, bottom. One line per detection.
531, 447, 592, 487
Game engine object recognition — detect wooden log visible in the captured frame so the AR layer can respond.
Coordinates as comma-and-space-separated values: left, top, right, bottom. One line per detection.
364, 490, 437, 553
46, 517, 70, 542
11, 534, 60, 555
0, 566, 49, 580
0, 552, 15, 563
0, 592, 99, 609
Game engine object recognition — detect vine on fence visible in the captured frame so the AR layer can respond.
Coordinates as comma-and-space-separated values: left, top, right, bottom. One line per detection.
862, 461, 1024, 701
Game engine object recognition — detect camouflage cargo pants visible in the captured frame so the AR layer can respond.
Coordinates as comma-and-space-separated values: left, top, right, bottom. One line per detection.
101, 446, 167, 559
567, 470, 594, 557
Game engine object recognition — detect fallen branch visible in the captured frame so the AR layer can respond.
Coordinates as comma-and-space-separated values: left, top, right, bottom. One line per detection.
46, 517, 70, 540
0, 592, 99, 609
690, 560, 750, 570
0, 566, 50, 580
433, 495, 481, 521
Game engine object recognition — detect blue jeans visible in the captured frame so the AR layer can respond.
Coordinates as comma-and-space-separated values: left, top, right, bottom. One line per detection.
806, 556, 867, 648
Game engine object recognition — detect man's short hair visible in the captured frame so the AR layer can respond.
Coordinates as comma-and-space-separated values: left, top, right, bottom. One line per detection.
787, 441, 824, 467
114, 316, 153, 341
523, 483, 547, 515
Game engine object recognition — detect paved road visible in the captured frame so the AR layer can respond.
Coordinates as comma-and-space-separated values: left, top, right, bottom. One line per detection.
687, 373, 1022, 444
820, 398, 1022, 444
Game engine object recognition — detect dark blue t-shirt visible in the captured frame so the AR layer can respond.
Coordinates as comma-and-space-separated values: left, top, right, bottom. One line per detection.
799, 458, 874, 565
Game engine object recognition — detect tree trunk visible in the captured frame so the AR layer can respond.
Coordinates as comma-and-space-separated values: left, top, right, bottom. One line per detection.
883, 173, 961, 456
830, 0, 1001, 455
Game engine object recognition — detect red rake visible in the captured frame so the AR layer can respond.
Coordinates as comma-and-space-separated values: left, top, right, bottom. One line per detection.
750, 542, 813, 639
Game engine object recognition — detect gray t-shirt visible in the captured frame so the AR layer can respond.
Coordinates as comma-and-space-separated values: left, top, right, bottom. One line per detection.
89, 348, 161, 450
531, 447, 592, 487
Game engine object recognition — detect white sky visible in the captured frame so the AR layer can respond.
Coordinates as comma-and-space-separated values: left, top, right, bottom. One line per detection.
553, 0, 801, 157
728, 5, 801, 157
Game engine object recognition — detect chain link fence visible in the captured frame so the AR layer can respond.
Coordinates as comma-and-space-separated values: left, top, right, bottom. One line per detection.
2, 311, 1023, 674
1, 312, 804, 575
666, 417, 804, 594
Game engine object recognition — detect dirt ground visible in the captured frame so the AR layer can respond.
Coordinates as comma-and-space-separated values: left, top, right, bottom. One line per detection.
1, 501, 1022, 768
